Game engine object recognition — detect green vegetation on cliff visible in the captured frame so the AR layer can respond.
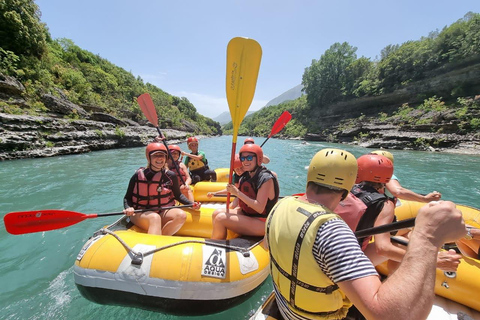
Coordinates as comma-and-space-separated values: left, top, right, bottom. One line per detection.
224, 12, 480, 139
0, 0, 220, 135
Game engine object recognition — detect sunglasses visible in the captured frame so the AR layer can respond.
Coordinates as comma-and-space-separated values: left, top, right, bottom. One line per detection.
240, 155, 256, 162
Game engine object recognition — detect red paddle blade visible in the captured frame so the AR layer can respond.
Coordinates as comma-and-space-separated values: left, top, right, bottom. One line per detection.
3, 209, 93, 235
137, 93, 159, 126
269, 111, 292, 137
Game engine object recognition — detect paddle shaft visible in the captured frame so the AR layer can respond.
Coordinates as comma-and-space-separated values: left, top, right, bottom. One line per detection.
154, 126, 187, 186
137, 93, 186, 186
260, 137, 271, 148
96, 204, 194, 218
354, 217, 416, 238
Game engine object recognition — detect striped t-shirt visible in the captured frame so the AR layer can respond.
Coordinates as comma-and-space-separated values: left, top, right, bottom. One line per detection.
275, 217, 378, 320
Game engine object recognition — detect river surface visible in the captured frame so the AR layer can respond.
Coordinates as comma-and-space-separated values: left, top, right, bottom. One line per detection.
1, 136, 479, 319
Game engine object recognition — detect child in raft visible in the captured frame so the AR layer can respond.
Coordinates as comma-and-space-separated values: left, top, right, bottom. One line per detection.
167, 144, 194, 202
182, 136, 217, 184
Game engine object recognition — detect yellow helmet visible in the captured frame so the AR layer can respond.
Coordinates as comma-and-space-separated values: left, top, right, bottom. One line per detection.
307, 148, 358, 192
371, 150, 394, 164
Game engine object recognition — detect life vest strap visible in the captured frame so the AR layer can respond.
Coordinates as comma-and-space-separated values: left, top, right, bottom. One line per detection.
269, 255, 338, 294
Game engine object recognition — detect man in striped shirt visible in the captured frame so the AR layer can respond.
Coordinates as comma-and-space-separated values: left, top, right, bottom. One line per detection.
266, 148, 466, 320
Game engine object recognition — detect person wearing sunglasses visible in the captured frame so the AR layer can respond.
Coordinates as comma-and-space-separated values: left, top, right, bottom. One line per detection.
211, 143, 279, 239
243, 137, 270, 164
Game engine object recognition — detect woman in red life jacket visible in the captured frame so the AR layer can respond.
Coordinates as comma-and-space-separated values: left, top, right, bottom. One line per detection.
123, 142, 200, 235
167, 144, 194, 202
211, 144, 279, 240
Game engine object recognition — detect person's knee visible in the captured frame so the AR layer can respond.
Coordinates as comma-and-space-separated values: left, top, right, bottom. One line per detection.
210, 171, 217, 182
192, 175, 201, 184
176, 210, 187, 223
213, 211, 227, 224
212, 208, 225, 220
149, 213, 163, 225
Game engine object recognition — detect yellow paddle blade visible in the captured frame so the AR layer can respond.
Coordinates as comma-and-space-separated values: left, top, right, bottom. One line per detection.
226, 37, 262, 142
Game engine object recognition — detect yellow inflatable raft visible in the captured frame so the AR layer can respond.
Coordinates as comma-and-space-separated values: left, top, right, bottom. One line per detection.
74, 202, 269, 314
376, 199, 480, 312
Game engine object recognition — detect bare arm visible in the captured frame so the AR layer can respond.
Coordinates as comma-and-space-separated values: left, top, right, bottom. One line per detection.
386, 179, 441, 202
339, 201, 465, 320
179, 163, 192, 185
182, 151, 204, 161
373, 200, 406, 262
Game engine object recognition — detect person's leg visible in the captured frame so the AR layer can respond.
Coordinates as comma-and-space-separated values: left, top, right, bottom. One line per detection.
206, 169, 217, 182
130, 211, 163, 235
211, 210, 265, 239
211, 207, 231, 239
191, 174, 201, 184
160, 208, 187, 236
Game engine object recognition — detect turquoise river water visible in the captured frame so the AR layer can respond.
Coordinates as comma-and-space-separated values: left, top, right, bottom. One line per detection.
1, 136, 479, 319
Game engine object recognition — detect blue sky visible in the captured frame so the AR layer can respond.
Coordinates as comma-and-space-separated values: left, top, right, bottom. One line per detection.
36, 0, 479, 118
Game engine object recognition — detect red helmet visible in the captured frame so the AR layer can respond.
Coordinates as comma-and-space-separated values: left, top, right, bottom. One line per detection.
239, 143, 263, 166
356, 154, 393, 184
146, 142, 168, 160
168, 144, 182, 153
187, 136, 198, 145
233, 154, 242, 169
244, 138, 255, 144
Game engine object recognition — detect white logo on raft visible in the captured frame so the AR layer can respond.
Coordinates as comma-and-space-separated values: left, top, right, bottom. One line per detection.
202, 246, 227, 279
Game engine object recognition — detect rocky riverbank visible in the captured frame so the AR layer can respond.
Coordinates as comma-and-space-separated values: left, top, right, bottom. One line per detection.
0, 73, 207, 161
0, 112, 194, 160
304, 111, 480, 155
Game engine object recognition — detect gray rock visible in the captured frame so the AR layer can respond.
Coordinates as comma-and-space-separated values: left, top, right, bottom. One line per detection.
41, 94, 89, 118
0, 73, 25, 95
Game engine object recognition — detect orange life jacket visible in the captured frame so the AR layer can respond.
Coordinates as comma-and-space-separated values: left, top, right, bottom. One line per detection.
132, 168, 175, 209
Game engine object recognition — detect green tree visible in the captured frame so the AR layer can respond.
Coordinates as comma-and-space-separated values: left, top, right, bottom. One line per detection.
302, 42, 357, 109
0, 0, 49, 57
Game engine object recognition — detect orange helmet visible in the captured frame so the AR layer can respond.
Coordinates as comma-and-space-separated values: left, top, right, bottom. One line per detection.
239, 143, 263, 166
233, 154, 242, 169
168, 144, 182, 153
244, 138, 255, 144
356, 154, 393, 184
146, 142, 168, 160
187, 136, 198, 145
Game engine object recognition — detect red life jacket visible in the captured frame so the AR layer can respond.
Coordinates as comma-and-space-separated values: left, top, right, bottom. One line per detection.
132, 168, 175, 209
333, 192, 367, 232
238, 167, 279, 218
169, 161, 188, 185
351, 183, 390, 250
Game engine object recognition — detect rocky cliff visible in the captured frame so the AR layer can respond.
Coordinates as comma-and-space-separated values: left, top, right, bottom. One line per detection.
0, 112, 191, 160
0, 73, 195, 160
302, 58, 480, 154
